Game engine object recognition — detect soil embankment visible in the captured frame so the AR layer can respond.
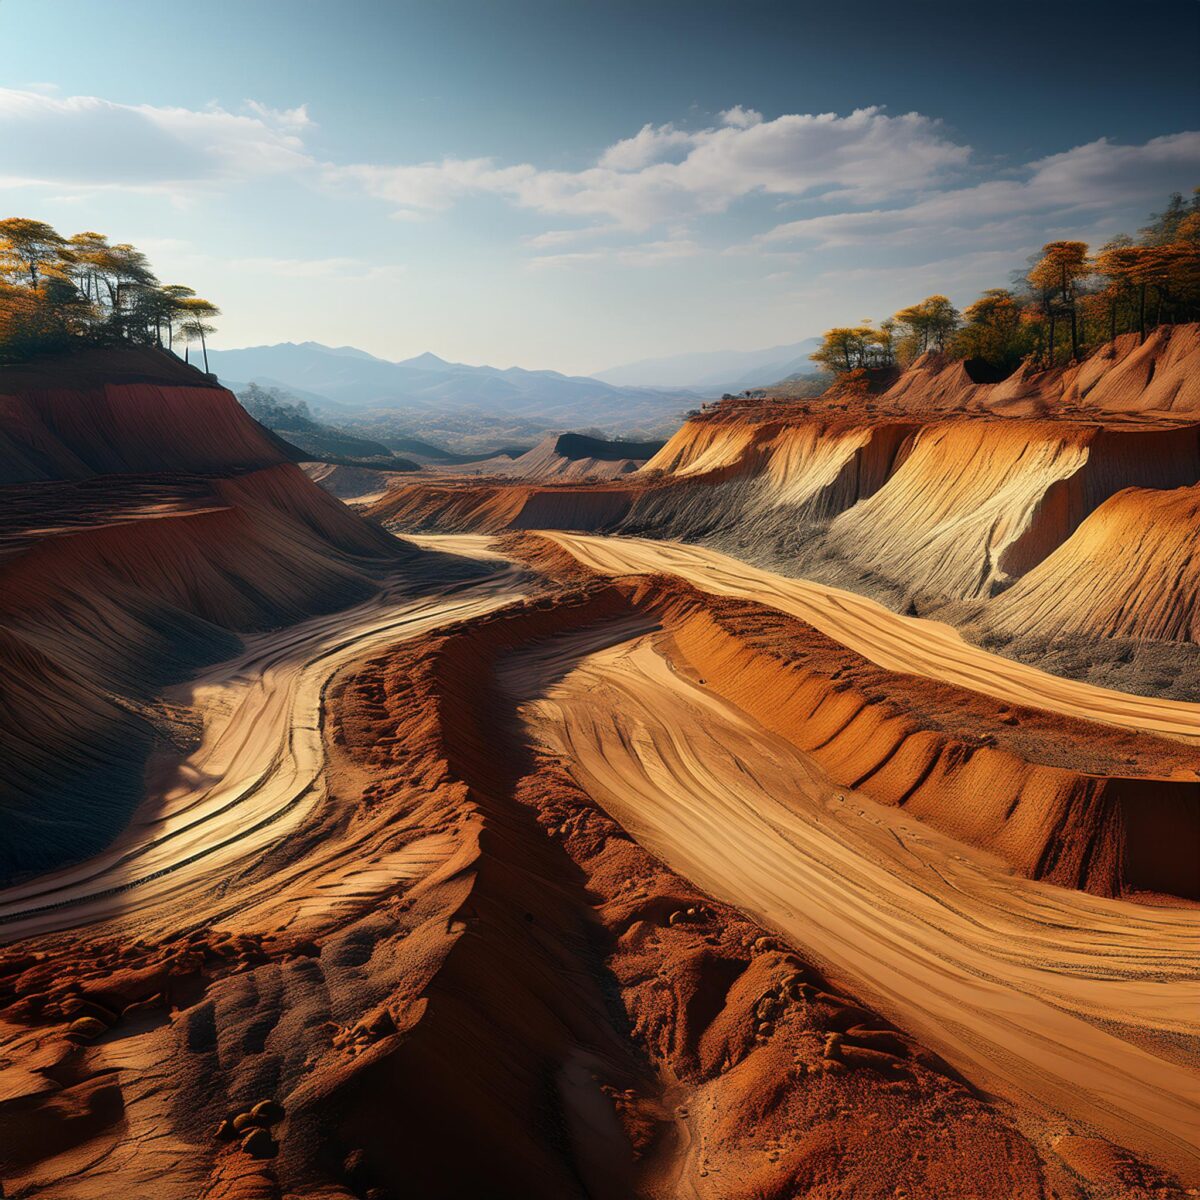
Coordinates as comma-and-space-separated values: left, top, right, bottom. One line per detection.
368, 327, 1200, 693
0, 350, 413, 883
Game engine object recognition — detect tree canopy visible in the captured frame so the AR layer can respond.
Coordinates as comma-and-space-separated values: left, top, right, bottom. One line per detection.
811, 188, 1200, 378
0, 218, 219, 366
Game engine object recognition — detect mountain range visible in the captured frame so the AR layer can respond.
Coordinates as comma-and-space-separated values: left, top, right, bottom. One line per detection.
204, 342, 701, 431
594, 338, 823, 390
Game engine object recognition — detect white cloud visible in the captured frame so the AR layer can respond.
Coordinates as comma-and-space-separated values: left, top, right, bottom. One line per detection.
528, 238, 700, 270
720, 106, 762, 129
522, 225, 619, 249
328, 106, 972, 229
0, 87, 313, 190
599, 122, 693, 170
756, 131, 1200, 248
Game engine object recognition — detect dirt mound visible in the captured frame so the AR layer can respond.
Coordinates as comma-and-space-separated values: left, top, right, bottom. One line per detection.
507, 536, 1200, 899
442, 432, 663, 481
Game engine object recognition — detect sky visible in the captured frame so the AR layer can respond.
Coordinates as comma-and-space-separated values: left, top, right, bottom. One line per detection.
1, 0, 1198, 376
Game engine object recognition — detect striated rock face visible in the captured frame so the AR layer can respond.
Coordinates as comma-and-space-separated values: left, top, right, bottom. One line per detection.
986, 483, 1200, 643
506, 537, 1200, 901
624, 577, 1200, 899
823, 420, 1200, 602
370, 328, 1200, 679
0, 350, 409, 883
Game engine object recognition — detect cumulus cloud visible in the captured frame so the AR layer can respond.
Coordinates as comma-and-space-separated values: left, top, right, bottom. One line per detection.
0, 87, 313, 189
720, 105, 763, 129
599, 123, 693, 170
328, 106, 972, 228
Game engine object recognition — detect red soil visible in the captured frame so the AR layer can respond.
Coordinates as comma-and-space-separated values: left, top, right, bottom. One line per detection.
505, 533, 1200, 899
2, 586, 1056, 1199
0, 355, 409, 884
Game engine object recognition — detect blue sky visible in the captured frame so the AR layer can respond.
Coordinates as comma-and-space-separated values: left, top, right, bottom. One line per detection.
1, 0, 1197, 374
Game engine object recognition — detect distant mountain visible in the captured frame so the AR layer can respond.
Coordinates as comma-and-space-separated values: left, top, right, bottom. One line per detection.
595, 338, 822, 391
203, 342, 697, 435
233, 380, 418, 469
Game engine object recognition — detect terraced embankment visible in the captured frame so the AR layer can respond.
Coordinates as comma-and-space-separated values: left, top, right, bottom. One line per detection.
370, 328, 1200, 694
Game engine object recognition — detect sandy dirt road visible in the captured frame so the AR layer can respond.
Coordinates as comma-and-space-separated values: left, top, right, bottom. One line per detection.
544, 531, 1200, 745
0, 544, 525, 942
503, 624, 1200, 1182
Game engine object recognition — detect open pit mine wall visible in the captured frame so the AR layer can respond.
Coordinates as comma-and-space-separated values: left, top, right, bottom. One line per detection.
626, 413, 1200, 610
373, 328, 1200, 646
0, 373, 408, 884
629, 578, 1200, 899
987, 483, 1200, 644
822, 420, 1200, 603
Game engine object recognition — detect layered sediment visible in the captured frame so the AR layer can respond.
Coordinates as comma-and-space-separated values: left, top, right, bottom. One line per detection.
369, 327, 1200, 693
0, 350, 409, 882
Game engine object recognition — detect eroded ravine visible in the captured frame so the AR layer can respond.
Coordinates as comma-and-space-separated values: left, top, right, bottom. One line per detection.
2, 529, 1196, 1192
501, 622, 1200, 1183
0, 543, 526, 941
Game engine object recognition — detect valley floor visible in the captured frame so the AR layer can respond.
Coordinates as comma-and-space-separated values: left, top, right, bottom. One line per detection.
1, 531, 1196, 1199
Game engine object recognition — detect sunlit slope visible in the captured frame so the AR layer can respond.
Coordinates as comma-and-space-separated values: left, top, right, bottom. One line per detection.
988, 483, 1200, 643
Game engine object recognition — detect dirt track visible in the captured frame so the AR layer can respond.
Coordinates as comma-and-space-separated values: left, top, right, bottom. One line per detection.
2, 531, 1196, 1186
0, 540, 524, 941
544, 531, 1200, 745
502, 623, 1200, 1181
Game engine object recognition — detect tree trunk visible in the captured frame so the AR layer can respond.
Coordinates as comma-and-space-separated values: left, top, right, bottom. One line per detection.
1047, 308, 1056, 367
200, 326, 209, 374
1069, 300, 1078, 362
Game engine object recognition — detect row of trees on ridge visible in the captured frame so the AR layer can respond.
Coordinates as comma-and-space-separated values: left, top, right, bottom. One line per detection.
0, 218, 219, 367
810, 190, 1200, 377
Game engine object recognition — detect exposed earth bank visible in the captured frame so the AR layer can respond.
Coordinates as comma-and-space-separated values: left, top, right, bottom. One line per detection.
367, 325, 1200, 698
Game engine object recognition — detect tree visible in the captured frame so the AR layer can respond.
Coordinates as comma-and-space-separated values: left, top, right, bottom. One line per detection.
810, 325, 874, 373
1093, 236, 1142, 342
0, 218, 70, 287
66, 231, 113, 305
0, 218, 219, 364
874, 317, 897, 366
892, 294, 960, 361
1028, 241, 1090, 363
178, 296, 220, 372
156, 284, 196, 350
954, 288, 1028, 373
